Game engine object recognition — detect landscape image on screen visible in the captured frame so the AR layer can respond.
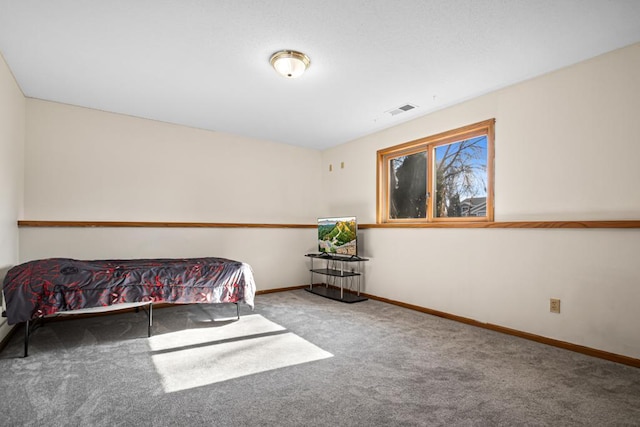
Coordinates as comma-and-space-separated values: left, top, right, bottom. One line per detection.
318, 216, 357, 255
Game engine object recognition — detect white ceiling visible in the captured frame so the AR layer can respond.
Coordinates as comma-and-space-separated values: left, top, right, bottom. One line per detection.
1, 1, 640, 150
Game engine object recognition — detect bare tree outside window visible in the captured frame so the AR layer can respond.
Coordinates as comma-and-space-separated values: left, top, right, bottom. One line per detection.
434, 136, 487, 218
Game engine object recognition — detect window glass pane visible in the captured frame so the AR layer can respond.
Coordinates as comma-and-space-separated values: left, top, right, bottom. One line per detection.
389, 151, 427, 219
434, 136, 487, 218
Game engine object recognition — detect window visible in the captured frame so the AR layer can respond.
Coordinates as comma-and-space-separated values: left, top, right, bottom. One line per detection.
377, 119, 494, 224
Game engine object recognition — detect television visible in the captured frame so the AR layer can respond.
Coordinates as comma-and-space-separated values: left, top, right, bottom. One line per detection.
317, 216, 357, 256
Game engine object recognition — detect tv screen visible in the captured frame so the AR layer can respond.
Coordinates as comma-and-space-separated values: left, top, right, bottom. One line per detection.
317, 216, 357, 256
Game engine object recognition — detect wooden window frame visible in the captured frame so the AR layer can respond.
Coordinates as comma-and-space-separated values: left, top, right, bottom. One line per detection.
376, 119, 495, 224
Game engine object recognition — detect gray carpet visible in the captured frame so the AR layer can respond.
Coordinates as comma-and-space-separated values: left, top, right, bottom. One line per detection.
1, 289, 639, 426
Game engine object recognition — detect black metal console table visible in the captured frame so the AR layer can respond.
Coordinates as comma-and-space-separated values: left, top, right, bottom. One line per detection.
305, 253, 369, 303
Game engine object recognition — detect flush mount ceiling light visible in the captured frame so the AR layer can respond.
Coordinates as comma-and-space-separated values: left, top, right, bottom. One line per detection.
270, 50, 310, 78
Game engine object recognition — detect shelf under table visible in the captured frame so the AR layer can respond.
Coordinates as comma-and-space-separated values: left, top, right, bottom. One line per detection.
305, 286, 368, 303
310, 268, 360, 278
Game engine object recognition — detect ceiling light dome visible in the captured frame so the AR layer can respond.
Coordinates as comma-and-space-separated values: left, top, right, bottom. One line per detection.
270, 50, 310, 78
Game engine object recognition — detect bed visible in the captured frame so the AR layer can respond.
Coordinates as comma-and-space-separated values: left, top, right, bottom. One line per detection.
1, 257, 256, 357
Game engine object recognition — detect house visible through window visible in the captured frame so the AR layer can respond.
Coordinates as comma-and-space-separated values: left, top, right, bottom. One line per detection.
377, 119, 495, 224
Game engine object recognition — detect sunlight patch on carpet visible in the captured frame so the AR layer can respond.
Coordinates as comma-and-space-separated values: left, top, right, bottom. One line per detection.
149, 314, 333, 393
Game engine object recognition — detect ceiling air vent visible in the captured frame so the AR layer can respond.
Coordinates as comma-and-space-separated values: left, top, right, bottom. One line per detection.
387, 103, 418, 116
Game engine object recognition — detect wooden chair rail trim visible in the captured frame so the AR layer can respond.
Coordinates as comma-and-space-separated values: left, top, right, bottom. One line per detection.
17, 220, 640, 229
17, 220, 315, 229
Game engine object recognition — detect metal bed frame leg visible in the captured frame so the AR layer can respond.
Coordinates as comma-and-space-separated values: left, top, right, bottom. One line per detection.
136, 303, 153, 337
137, 303, 153, 337
148, 303, 153, 337
23, 318, 46, 357
24, 320, 29, 358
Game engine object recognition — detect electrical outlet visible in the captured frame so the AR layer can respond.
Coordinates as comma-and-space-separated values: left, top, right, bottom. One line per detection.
550, 298, 561, 314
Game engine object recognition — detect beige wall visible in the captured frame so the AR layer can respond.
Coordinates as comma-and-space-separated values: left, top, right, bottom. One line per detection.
20, 100, 323, 290
322, 43, 640, 358
25, 100, 323, 223
0, 53, 25, 342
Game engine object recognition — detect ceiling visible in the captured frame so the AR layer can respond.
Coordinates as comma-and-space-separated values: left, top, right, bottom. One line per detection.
1, 1, 640, 150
